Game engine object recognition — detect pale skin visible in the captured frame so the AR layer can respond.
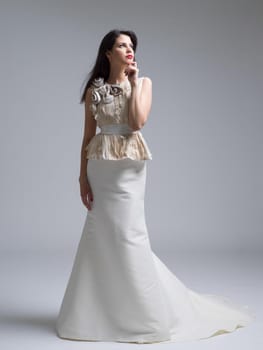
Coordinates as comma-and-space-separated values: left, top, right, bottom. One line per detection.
79, 34, 152, 210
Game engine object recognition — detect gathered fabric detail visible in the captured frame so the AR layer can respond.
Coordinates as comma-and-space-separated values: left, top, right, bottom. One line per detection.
85, 131, 153, 160
85, 76, 153, 160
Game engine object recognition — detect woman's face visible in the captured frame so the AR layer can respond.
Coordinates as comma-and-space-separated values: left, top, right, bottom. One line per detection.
106, 34, 135, 67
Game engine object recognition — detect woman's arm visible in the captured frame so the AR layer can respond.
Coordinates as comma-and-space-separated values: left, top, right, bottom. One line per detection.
79, 87, 97, 182
128, 77, 152, 131
79, 88, 97, 210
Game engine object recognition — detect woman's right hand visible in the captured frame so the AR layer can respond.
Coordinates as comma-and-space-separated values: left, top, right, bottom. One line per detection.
79, 177, 93, 211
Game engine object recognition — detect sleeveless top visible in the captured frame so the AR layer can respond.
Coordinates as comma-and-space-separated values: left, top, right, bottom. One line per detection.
85, 76, 153, 160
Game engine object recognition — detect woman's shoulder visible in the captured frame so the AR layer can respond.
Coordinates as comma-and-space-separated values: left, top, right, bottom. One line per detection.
137, 76, 152, 93
139, 75, 151, 81
139, 76, 152, 85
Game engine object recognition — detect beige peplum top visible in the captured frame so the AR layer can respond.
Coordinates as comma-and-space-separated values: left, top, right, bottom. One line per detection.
85, 76, 153, 160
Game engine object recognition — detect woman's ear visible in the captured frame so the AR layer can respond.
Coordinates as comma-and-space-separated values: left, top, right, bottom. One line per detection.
105, 50, 111, 61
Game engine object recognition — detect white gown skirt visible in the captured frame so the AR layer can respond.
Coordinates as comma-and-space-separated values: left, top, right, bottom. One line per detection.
55, 158, 255, 344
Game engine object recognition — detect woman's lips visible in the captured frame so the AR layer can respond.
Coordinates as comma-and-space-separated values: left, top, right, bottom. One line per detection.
126, 55, 133, 59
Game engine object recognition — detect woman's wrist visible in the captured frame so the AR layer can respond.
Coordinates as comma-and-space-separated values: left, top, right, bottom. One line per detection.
130, 79, 139, 89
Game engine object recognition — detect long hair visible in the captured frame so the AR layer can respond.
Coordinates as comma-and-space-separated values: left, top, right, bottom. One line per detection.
79, 29, 138, 104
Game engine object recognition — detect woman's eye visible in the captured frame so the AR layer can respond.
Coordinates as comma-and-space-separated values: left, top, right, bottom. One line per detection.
119, 44, 133, 49
119, 44, 134, 51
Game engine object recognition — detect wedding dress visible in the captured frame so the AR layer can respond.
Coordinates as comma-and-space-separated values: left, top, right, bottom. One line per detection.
55, 76, 255, 343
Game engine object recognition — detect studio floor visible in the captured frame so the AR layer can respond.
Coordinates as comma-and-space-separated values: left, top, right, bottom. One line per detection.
1, 250, 262, 350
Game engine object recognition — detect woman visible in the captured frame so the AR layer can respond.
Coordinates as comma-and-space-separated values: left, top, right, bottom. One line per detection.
55, 29, 255, 344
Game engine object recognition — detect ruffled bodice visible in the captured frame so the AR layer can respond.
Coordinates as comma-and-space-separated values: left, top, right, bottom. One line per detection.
85, 76, 152, 160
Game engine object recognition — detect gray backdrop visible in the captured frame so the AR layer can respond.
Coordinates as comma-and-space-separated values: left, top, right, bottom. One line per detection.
0, 0, 262, 255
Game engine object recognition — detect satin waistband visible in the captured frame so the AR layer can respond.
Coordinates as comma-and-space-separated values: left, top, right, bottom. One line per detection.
99, 123, 138, 135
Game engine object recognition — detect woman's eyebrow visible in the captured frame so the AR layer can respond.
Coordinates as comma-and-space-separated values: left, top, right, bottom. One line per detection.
118, 42, 134, 46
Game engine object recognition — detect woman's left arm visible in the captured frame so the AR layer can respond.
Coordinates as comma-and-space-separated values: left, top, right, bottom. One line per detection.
128, 77, 152, 130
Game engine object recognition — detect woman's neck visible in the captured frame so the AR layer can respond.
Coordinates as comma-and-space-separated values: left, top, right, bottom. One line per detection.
107, 68, 127, 84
